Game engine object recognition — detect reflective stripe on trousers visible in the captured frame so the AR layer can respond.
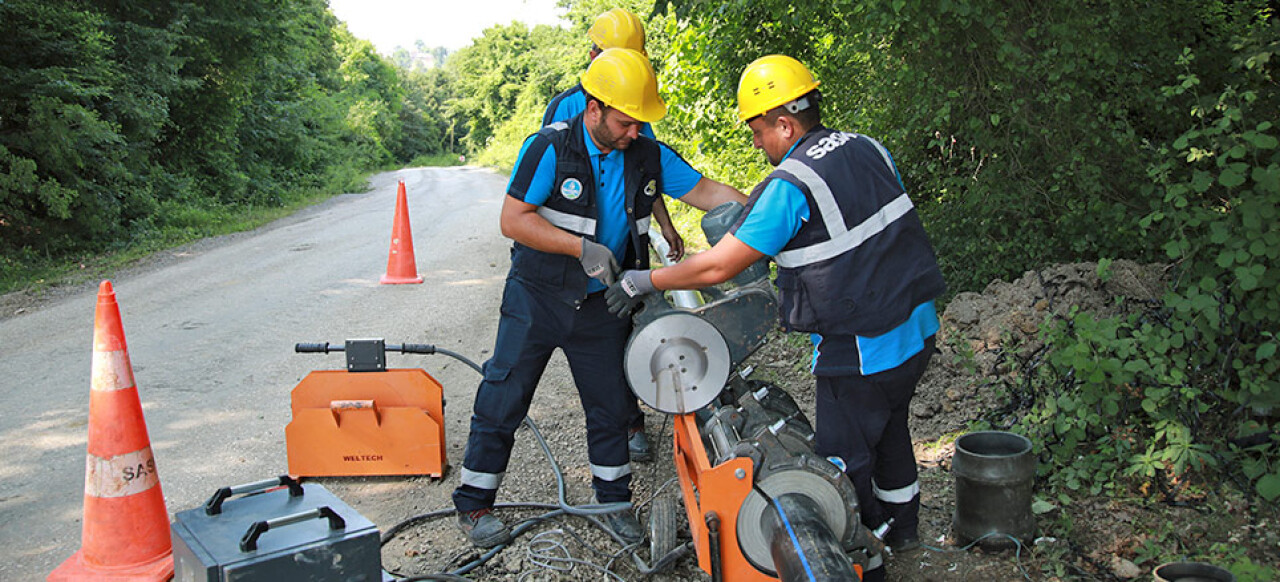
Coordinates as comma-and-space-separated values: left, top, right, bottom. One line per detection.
452, 281, 635, 513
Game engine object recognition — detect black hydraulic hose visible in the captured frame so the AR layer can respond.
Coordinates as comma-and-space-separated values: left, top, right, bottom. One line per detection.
521, 415, 689, 576
397, 344, 484, 375
380, 502, 560, 544
294, 341, 485, 376
431, 347, 483, 375
520, 415, 630, 517
379, 346, 685, 580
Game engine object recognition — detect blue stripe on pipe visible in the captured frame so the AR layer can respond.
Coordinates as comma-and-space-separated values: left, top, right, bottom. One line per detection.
772, 497, 817, 582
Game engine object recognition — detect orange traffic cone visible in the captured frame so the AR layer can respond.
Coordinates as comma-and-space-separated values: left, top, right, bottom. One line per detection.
49, 281, 173, 581
380, 180, 423, 284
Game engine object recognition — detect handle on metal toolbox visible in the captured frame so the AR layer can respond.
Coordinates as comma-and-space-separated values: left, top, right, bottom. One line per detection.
239, 506, 346, 552
204, 475, 305, 516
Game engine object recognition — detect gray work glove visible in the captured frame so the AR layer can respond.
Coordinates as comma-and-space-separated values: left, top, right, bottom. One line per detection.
606, 269, 656, 318
579, 238, 619, 285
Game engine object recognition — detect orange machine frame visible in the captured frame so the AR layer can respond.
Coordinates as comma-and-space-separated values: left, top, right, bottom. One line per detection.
286, 368, 446, 478
673, 413, 770, 581
673, 413, 862, 581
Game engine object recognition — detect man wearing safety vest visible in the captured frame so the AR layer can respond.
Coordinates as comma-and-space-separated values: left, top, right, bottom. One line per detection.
453, 47, 746, 548
606, 55, 946, 581
542, 7, 682, 464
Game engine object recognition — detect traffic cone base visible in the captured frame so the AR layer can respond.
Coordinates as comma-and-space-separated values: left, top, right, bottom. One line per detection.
49, 281, 172, 581
381, 180, 423, 284
47, 549, 173, 581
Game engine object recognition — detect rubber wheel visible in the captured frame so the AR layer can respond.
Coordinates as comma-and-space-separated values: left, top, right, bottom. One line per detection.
648, 496, 680, 567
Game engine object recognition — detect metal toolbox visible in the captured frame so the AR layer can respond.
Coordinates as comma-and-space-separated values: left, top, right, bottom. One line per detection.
171, 476, 386, 581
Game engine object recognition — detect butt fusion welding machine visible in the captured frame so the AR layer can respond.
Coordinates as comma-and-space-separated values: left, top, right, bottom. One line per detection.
628, 202, 882, 581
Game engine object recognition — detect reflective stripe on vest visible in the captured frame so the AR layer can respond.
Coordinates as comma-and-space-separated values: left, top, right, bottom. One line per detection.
461, 467, 504, 490
535, 205, 650, 238
775, 189, 915, 269
537, 207, 596, 236
590, 462, 632, 482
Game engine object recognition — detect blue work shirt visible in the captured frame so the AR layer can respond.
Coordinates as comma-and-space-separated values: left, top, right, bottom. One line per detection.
507, 122, 703, 292
732, 141, 939, 376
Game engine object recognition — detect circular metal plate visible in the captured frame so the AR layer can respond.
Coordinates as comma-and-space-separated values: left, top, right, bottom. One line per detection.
624, 313, 730, 414
736, 469, 851, 575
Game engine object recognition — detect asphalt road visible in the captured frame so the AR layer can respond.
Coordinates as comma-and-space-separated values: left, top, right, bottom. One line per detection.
0, 167, 512, 580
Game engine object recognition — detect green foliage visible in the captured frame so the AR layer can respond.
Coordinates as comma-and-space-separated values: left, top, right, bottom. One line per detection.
1, 0, 456, 285
445, 21, 578, 156
664, 0, 1266, 291
1012, 19, 1280, 504
1199, 542, 1280, 582
334, 24, 405, 168
397, 67, 458, 159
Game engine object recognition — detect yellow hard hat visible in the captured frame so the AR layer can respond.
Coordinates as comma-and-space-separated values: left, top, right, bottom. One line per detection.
736, 54, 821, 122
589, 8, 646, 55
581, 48, 667, 123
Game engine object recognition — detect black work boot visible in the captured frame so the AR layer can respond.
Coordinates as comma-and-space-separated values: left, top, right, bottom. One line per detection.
457, 508, 511, 548
603, 509, 644, 544
889, 535, 921, 554
886, 529, 921, 555
628, 428, 653, 463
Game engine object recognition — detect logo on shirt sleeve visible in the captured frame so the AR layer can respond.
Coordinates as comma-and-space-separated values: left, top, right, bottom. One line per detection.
560, 178, 583, 200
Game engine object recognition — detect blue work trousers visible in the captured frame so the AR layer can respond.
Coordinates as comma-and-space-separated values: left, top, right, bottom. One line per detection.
814, 336, 935, 545
453, 278, 634, 513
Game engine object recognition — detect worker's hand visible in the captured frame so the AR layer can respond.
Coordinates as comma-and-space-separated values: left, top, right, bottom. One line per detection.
606, 270, 656, 318
660, 224, 685, 261
579, 238, 619, 285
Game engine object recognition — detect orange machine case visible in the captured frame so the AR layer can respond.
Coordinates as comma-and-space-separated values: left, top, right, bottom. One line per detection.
286, 368, 446, 478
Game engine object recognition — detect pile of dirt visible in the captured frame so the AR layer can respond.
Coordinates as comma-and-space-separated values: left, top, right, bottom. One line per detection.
911, 259, 1169, 442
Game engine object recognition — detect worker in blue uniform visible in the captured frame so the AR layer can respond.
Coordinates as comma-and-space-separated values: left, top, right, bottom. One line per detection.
605, 55, 946, 581
541, 7, 682, 463
453, 47, 747, 549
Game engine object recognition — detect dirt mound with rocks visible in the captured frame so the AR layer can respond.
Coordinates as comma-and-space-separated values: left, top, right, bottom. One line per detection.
910, 259, 1169, 441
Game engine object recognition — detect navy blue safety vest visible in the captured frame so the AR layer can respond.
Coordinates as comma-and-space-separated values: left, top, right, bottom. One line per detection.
508, 112, 664, 305
542, 83, 583, 127
737, 126, 946, 336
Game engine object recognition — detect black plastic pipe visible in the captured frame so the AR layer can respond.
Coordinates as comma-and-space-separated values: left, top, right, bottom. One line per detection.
761, 493, 858, 582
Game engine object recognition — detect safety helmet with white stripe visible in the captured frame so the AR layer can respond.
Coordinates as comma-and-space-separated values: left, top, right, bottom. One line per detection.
581, 48, 667, 123
737, 54, 821, 122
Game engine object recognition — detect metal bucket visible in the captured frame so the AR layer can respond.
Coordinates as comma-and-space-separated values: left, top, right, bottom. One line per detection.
1152, 561, 1236, 582
951, 431, 1036, 549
